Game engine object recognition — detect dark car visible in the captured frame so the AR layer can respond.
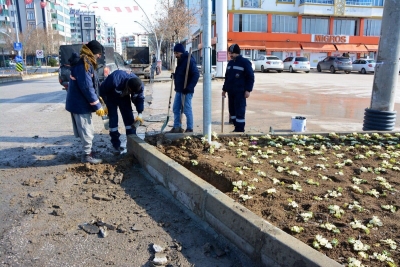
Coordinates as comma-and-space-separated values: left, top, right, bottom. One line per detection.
58, 45, 131, 90
317, 56, 352, 74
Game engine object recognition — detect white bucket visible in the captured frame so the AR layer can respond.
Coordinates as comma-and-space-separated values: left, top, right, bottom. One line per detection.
291, 116, 306, 132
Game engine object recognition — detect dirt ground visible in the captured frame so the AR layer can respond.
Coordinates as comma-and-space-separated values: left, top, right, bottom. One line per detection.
0, 135, 255, 267
147, 132, 400, 267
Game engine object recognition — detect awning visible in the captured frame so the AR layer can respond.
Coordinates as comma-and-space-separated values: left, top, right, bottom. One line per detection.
264, 42, 301, 51
300, 43, 336, 52
334, 44, 368, 53
227, 41, 265, 50
364, 44, 378, 51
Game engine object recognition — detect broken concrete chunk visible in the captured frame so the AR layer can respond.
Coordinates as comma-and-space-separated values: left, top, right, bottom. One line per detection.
99, 226, 108, 238
152, 243, 164, 253
80, 223, 99, 234
92, 194, 113, 201
28, 191, 43, 198
131, 224, 143, 231
152, 253, 168, 266
51, 209, 64, 216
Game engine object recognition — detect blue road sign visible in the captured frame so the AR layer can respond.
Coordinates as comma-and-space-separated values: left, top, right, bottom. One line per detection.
15, 55, 23, 63
13, 42, 23, 51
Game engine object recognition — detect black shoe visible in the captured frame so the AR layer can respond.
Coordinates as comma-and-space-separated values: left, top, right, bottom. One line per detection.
169, 127, 184, 133
185, 129, 193, 133
113, 146, 127, 155
81, 153, 102, 164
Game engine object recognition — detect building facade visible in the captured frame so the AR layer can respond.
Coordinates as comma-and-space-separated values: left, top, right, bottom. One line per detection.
193, 0, 385, 68
227, 0, 384, 67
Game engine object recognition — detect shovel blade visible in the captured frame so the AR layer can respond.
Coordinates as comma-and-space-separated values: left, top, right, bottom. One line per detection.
161, 116, 169, 132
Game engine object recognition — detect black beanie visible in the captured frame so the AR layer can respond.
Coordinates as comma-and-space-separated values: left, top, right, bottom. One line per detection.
86, 40, 103, 55
127, 77, 142, 93
173, 43, 185, 54
229, 44, 240, 54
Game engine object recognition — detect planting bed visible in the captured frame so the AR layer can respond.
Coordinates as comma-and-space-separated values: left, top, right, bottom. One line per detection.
146, 132, 400, 267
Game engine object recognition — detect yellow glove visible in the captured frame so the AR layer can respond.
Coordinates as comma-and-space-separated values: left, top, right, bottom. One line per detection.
103, 106, 108, 115
135, 113, 144, 125
99, 97, 108, 115
95, 108, 106, 117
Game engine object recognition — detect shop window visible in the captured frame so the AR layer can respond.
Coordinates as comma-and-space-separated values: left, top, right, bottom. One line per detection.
302, 17, 329, 34
346, 0, 372, 5
233, 14, 267, 32
333, 19, 358, 36
272, 15, 297, 33
364, 19, 381, 36
242, 0, 261, 8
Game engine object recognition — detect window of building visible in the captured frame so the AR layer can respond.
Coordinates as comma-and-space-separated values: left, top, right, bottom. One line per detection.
11, 11, 14, 16
302, 17, 329, 34
84, 17, 91, 21
84, 23, 91, 27
272, 15, 297, 33
372, 0, 384, 5
299, 0, 334, 4
242, 0, 261, 8
333, 19, 358, 35
28, 22, 36, 28
26, 2, 34, 8
57, 14, 64, 22
277, 0, 294, 2
346, 0, 372, 5
233, 14, 266, 32
364, 19, 381, 36
27, 11, 35, 20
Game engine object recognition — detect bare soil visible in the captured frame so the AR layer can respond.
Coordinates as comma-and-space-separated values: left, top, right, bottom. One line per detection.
147, 132, 400, 267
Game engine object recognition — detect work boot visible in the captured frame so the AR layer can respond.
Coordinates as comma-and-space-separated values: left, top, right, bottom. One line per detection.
82, 152, 102, 164
185, 129, 193, 133
113, 146, 127, 155
169, 127, 184, 133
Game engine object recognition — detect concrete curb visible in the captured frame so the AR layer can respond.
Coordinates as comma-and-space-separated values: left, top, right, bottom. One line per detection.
0, 73, 57, 84
127, 135, 343, 267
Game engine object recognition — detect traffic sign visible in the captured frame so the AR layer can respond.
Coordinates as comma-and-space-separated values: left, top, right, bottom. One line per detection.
16, 62, 24, 72
13, 42, 22, 51
36, 50, 44, 59
15, 55, 23, 63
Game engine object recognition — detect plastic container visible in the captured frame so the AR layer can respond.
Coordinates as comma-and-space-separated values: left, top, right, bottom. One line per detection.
291, 116, 306, 132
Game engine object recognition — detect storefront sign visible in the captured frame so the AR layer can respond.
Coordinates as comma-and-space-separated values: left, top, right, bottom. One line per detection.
312, 34, 349, 43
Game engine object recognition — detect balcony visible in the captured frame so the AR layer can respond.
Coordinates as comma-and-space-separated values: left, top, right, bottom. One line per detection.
299, 0, 334, 16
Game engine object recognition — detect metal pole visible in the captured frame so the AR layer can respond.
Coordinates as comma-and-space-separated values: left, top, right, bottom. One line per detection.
12, 2, 21, 59
202, 0, 212, 143
114, 27, 117, 51
216, 0, 227, 78
363, 0, 399, 131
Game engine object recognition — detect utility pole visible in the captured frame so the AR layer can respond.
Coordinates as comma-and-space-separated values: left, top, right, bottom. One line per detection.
12, 1, 21, 59
363, 0, 400, 131
202, 0, 212, 142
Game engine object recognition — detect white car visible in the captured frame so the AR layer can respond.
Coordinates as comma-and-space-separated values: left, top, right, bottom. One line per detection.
283, 57, 310, 73
253, 55, 283, 73
352, 59, 376, 74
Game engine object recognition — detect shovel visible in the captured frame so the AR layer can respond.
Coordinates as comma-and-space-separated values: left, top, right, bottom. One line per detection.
161, 57, 176, 132
221, 96, 225, 133
180, 47, 193, 125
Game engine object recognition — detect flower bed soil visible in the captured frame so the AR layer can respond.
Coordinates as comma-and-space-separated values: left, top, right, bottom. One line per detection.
146, 133, 400, 267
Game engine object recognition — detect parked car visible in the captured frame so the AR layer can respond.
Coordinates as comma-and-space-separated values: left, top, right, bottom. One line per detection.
317, 56, 352, 74
253, 55, 283, 73
58, 45, 130, 90
352, 59, 376, 74
283, 57, 310, 73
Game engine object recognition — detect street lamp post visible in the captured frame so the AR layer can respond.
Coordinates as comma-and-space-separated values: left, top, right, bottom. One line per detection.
78, 1, 97, 12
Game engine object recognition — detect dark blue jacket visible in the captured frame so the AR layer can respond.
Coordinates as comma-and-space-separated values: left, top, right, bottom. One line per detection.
65, 53, 102, 114
174, 52, 199, 94
99, 70, 144, 113
222, 55, 254, 93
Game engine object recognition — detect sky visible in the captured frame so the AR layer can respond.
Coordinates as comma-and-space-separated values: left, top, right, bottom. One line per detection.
68, 0, 158, 36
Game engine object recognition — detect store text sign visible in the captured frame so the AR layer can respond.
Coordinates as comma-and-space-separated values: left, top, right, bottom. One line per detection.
312, 34, 349, 43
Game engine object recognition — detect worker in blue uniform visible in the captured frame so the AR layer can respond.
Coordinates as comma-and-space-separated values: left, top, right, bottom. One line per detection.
99, 70, 144, 153
222, 44, 255, 132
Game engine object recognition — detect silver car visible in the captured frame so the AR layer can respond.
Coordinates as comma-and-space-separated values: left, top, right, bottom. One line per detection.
317, 56, 352, 74
283, 57, 310, 73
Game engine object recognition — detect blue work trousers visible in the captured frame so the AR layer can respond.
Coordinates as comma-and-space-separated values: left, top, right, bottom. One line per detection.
105, 96, 135, 148
228, 91, 246, 132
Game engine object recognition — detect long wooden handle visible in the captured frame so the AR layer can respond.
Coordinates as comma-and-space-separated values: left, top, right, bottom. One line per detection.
183, 47, 192, 89
221, 97, 225, 133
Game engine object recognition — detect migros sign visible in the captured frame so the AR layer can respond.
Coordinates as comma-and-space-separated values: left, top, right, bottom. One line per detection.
312, 34, 349, 43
